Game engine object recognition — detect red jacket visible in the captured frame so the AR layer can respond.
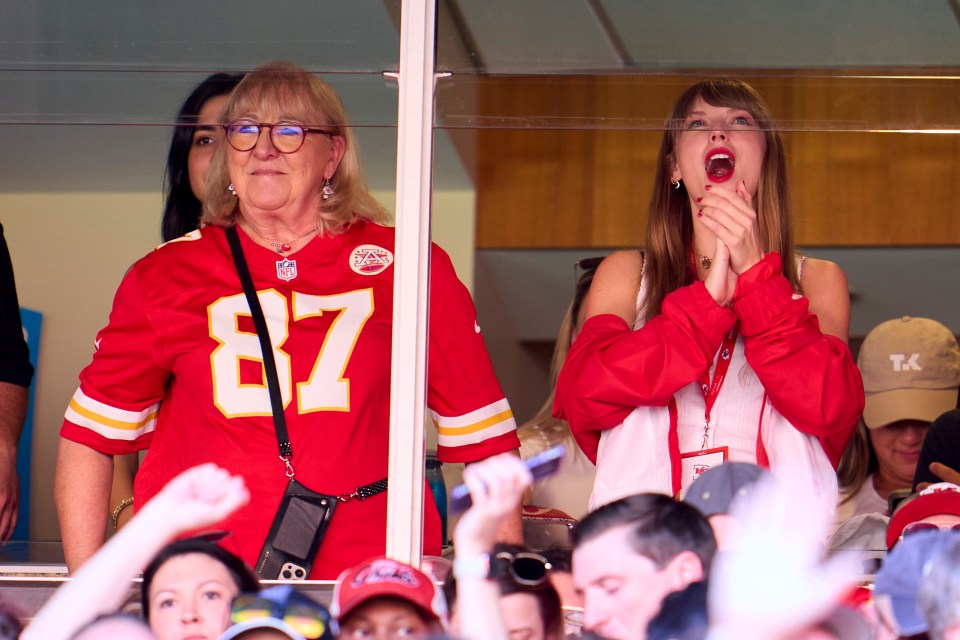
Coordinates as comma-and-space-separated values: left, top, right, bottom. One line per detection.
554, 252, 864, 469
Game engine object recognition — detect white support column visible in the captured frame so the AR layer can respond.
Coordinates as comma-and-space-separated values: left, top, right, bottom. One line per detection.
386, 0, 436, 567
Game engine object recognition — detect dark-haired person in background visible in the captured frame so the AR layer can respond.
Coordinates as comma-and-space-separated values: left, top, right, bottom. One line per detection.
110, 72, 245, 533
0, 224, 33, 541
141, 538, 260, 640
161, 72, 245, 242
445, 542, 563, 640
915, 409, 960, 491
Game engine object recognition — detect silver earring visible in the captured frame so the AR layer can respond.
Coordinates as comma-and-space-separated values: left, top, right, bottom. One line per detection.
228, 183, 237, 196
671, 177, 682, 190
322, 178, 335, 201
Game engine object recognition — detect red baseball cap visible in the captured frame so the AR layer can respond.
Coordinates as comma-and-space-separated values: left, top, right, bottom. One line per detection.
331, 557, 448, 627
886, 483, 960, 549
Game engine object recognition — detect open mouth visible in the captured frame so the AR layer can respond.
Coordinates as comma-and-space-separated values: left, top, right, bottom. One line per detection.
704, 149, 735, 183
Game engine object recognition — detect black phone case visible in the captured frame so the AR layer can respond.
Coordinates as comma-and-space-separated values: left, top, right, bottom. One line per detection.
256, 479, 337, 580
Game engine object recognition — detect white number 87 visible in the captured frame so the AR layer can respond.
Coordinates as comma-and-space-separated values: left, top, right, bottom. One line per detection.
208, 288, 374, 417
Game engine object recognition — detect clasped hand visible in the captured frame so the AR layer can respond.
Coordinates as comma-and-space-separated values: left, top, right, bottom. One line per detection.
698, 180, 764, 307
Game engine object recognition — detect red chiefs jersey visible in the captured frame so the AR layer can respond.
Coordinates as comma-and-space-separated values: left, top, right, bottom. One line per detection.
61, 221, 518, 578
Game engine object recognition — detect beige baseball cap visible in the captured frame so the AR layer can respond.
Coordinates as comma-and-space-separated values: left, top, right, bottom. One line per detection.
858, 316, 960, 429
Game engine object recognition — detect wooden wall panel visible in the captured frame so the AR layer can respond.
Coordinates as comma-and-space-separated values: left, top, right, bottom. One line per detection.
470, 74, 960, 248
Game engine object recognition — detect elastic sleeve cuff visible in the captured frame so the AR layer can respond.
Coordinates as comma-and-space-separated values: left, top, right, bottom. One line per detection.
665, 281, 738, 346
732, 253, 810, 337
732, 252, 781, 301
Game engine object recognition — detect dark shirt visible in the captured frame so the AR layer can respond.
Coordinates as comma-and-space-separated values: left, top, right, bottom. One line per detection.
913, 408, 960, 490
0, 224, 33, 388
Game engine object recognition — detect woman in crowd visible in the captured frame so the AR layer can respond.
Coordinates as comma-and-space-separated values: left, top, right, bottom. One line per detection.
141, 538, 260, 640
56, 61, 519, 579
24, 464, 250, 640
554, 79, 863, 508
837, 316, 960, 522
161, 72, 245, 242
518, 262, 597, 519
111, 72, 244, 533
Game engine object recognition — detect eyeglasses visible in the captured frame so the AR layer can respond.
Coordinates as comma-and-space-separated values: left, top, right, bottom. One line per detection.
900, 521, 960, 541
231, 594, 330, 639
494, 551, 552, 586
224, 120, 336, 154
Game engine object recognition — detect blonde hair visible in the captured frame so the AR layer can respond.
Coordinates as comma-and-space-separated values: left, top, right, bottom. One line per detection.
203, 61, 389, 233
517, 268, 596, 448
643, 79, 797, 322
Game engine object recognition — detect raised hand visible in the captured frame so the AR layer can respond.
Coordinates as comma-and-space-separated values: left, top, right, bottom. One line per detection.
703, 240, 736, 307
453, 453, 532, 557
698, 180, 764, 276
140, 463, 250, 537
708, 460, 858, 639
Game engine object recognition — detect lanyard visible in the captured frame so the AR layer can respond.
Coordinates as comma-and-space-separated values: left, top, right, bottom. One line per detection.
696, 323, 739, 451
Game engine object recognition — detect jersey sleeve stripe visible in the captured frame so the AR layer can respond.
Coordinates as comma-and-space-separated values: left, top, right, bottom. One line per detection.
434, 409, 514, 437
64, 388, 160, 438
431, 398, 517, 448
436, 418, 517, 448
430, 398, 513, 428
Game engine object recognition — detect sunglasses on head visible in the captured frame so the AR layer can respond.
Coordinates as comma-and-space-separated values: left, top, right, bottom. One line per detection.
231, 594, 328, 640
900, 521, 960, 541
494, 551, 552, 586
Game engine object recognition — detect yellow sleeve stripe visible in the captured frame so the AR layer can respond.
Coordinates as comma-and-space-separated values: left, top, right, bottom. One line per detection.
436, 409, 514, 437
433, 398, 517, 448
67, 398, 158, 431
64, 388, 159, 441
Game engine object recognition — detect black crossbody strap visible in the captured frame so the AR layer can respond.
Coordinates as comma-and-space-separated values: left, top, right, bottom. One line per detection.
225, 226, 293, 460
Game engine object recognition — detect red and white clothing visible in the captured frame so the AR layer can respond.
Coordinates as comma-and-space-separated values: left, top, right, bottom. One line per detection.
554, 252, 863, 510
61, 221, 518, 578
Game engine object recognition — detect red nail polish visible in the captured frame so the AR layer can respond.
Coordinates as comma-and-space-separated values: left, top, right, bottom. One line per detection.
697, 210, 703, 218
696, 197, 702, 203
704, 185, 712, 191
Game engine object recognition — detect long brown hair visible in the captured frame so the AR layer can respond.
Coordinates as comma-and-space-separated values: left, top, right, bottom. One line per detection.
837, 421, 877, 503
642, 79, 797, 322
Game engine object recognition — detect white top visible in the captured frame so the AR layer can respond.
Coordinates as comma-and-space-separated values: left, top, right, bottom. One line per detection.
520, 431, 596, 520
588, 257, 837, 512
835, 473, 889, 524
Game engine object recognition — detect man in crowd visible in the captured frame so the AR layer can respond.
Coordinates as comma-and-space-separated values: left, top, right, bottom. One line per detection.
571, 493, 716, 640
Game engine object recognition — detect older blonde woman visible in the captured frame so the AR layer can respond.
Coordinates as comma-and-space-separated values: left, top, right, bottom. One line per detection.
56, 62, 519, 579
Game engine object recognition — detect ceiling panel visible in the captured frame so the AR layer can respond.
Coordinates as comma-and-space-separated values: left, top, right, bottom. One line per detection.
602, 0, 960, 69
451, 0, 622, 72
0, 1, 401, 72
2, 1, 959, 193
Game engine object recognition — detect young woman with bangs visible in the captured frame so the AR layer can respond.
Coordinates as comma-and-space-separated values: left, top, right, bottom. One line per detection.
554, 79, 864, 511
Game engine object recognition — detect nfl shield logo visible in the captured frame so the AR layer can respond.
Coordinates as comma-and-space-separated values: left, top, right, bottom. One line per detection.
276, 259, 297, 281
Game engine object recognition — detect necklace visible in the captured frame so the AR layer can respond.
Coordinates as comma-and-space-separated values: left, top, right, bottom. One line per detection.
241, 219, 317, 254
